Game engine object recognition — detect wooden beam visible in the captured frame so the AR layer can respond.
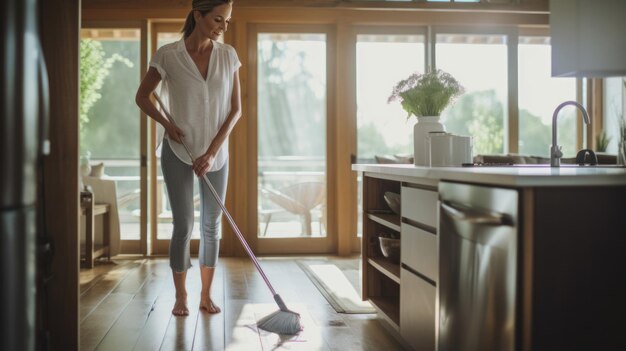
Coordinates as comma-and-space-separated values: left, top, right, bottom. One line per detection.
336, 21, 357, 255
40, 0, 80, 349
82, 0, 549, 13
507, 31, 519, 154
227, 19, 249, 257
589, 78, 604, 151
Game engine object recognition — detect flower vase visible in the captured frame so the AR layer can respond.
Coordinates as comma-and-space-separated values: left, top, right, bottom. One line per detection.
413, 116, 445, 166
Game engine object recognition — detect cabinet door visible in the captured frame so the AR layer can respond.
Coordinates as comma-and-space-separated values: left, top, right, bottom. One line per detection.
401, 222, 438, 283
401, 186, 438, 228
400, 267, 436, 351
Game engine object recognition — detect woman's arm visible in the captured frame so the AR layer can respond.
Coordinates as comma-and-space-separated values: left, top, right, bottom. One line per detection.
135, 67, 184, 143
193, 69, 242, 176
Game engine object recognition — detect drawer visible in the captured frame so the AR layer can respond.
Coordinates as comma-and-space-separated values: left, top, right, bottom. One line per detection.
400, 268, 436, 351
401, 222, 438, 282
401, 186, 438, 228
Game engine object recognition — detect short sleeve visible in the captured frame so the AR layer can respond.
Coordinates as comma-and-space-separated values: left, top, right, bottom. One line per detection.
229, 46, 241, 71
149, 47, 167, 79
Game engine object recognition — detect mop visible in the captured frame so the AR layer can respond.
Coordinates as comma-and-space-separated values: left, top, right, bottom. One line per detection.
152, 92, 303, 335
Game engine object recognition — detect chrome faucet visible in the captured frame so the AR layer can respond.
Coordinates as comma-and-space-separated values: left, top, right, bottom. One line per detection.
550, 101, 591, 167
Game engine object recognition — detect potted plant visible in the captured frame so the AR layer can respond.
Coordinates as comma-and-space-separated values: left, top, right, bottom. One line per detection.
388, 69, 464, 166
595, 131, 610, 153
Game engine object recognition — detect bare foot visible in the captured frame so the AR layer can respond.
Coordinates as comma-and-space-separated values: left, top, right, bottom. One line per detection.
172, 296, 189, 316
199, 298, 221, 314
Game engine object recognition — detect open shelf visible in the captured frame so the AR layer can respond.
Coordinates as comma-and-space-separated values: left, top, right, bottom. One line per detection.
367, 212, 401, 232
369, 296, 400, 331
368, 257, 400, 284
361, 175, 402, 333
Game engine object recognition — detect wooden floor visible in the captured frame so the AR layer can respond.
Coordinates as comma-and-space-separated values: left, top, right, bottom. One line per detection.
79, 257, 407, 351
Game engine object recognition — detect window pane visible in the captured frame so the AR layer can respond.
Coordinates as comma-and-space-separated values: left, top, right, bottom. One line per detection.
518, 36, 577, 157
604, 77, 626, 154
356, 34, 425, 161
437, 33, 508, 155
80, 28, 141, 241
257, 33, 327, 238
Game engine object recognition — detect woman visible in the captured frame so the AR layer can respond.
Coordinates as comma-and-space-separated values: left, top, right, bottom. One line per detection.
135, 0, 241, 316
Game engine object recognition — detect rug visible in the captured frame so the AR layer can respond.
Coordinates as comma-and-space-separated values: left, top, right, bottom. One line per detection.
296, 258, 375, 314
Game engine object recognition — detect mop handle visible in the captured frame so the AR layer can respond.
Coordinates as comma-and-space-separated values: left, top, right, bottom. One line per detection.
152, 92, 277, 296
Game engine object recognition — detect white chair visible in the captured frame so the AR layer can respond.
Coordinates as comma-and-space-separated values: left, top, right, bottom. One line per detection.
258, 189, 285, 236
82, 175, 127, 257
264, 181, 326, 236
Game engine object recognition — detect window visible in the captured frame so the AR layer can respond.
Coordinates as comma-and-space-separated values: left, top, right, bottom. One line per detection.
437, 33, 508, 155
604, 77, 626, 154
356, 34, 426, 161
518, 36, 577, 157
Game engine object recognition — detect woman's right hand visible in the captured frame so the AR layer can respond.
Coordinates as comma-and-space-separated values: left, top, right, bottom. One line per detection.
165, 123, 185, 144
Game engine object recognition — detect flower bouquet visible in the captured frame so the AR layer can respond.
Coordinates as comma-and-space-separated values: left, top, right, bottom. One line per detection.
388, 68, 464, 119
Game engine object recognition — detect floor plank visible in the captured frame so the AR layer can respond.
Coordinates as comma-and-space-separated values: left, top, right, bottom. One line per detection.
80, 256, 407, 351
80, 293, 134, 351
80, 260, 144, 322
131, 295, 172, 351
191, 266, 226, 350
94, 296, 155, 351
80, 260, 132, 294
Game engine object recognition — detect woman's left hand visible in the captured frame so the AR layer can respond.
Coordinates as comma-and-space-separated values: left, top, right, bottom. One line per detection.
192, 152, 215, 177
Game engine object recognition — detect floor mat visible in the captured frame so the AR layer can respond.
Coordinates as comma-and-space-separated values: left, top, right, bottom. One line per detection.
296, 258, 375, 314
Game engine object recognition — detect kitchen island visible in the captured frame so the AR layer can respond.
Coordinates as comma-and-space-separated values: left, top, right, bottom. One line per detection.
353, 164, 626, 351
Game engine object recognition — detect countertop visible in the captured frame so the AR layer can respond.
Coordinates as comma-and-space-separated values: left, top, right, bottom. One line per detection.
352, 163, 626, 187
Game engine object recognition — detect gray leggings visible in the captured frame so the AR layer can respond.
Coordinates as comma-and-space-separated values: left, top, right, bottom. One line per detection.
161, 139, 228, 272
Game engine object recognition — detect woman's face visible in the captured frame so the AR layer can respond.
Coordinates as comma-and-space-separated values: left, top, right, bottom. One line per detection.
194, 3, 233, 40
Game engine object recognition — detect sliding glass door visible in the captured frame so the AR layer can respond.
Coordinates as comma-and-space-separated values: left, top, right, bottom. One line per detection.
250, 25, 335, 254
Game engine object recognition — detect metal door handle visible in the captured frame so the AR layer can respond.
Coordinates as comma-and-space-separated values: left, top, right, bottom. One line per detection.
441, 201, 510, 226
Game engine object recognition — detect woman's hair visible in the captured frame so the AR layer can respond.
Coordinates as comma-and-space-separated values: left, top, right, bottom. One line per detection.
181, 0, 234, 38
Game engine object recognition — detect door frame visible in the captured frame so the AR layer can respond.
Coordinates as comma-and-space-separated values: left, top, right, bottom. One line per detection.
80, 20, 148, 255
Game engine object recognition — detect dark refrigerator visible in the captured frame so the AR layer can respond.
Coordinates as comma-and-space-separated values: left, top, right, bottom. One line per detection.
1, 0, 50, 350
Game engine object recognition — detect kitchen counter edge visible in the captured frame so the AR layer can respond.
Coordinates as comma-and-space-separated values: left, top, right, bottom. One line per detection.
352, 164, 626, 187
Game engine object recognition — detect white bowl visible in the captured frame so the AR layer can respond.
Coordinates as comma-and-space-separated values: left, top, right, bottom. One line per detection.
383, 192, 401, 215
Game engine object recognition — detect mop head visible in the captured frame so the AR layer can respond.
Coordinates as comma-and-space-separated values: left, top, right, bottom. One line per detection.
257, 294, 303, 335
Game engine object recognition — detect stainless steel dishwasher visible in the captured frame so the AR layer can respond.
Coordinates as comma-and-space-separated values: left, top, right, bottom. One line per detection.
438, 181, 518, 351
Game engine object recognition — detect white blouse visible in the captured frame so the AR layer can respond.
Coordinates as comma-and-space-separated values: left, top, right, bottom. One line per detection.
150, 38, 241, 171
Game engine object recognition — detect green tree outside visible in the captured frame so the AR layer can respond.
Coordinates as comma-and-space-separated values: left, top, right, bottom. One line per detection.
442, 89, 505, 155
257, 40, 326, 159
80, 39, 137, 159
